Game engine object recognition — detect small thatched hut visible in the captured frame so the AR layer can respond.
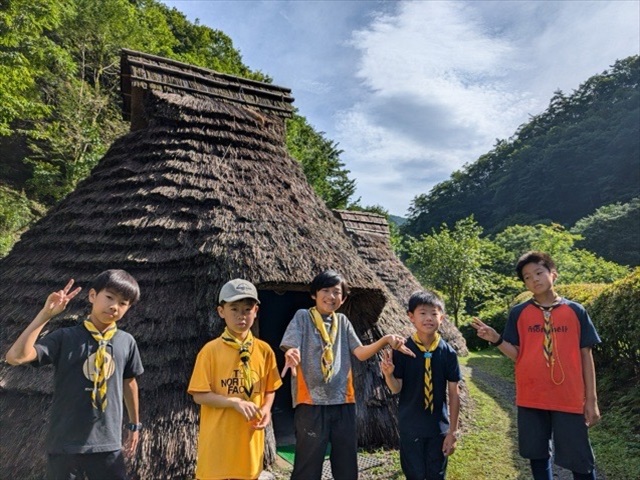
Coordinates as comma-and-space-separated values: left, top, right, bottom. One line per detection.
0, 50, 420, 479
333, 210, 468, 356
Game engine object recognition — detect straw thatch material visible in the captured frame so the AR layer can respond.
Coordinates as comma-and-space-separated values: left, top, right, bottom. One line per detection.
1, 50, 417, 479
121, 48, 294, 131
334, 210, 469, 356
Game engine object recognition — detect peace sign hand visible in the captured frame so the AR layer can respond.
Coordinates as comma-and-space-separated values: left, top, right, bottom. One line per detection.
379, 348, 395, 377
42, 279, 82, 318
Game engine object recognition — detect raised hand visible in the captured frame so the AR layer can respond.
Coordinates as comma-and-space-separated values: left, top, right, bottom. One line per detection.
281, 347, 300, 378
42, 279, 82, 318
379, 348, 395, 376
470, 317, 500, 344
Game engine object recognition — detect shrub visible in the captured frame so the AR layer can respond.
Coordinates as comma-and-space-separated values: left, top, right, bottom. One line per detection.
588, 268, 640, 378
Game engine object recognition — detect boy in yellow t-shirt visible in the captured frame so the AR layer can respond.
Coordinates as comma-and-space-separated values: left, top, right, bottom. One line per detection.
188, 279, 282, 480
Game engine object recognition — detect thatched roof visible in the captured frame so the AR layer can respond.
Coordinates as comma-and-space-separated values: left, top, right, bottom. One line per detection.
333, 210, 469, 356
0, 51, 412, 479
121, 48, 294, 125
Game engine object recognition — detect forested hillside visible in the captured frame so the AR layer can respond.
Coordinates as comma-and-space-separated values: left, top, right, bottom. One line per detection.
0, 0, 356, 256
404, 56, 639, 237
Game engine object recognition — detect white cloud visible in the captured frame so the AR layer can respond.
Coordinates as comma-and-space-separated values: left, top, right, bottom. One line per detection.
161, 0, 639, 216
333, 0, 639, 215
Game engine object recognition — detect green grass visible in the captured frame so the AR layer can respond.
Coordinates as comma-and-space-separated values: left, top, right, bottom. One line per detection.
590, 408, 640, 480
447, 370, 529, 479
459, 350, 515, 382
461, 350, 640, 480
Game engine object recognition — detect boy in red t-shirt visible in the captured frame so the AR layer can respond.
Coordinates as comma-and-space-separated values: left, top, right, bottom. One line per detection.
472, 251, 600, 480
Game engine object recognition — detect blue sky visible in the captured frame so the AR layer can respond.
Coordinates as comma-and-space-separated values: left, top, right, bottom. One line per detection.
161, 0, 639, 216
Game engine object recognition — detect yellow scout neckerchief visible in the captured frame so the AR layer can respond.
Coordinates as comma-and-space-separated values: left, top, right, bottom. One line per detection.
221, 327, 255, 398
531, 297, 565, 385
84, 319, 117, 411
412, 332, 441, 412
309, 307, 339, 383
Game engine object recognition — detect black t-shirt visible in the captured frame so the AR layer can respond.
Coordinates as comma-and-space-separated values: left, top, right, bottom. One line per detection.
34, 323, 144, 453
393, 337, 461, 438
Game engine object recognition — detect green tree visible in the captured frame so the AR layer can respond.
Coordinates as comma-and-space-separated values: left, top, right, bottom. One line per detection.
286, 113, 356, 209
493, 223, 629, 284
406, 216, 498, 325
0, 185, 45, 256
0, 0, 74, 136
571, 198, 640, 267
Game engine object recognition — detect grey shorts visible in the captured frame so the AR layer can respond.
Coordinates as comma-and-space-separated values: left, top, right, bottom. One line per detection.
517, 406, 595, 474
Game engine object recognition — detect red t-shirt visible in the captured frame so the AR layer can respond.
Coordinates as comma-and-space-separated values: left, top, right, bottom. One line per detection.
503, 299, 600, 414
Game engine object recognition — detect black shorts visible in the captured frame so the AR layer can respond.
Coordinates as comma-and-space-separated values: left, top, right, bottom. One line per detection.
399, 434, 448, 480
47, 451, 127, 480
517, 406, 595, 474
291, 403, 358, 480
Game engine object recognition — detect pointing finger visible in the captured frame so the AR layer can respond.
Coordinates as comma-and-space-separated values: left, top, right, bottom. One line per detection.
398, 345, 416, 357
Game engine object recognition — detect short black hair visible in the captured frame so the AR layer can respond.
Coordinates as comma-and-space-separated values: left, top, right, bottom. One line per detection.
515, 251, 557, 282
91, 269, 140, 304
310, 270, 350, 297
407, 290, 445, 314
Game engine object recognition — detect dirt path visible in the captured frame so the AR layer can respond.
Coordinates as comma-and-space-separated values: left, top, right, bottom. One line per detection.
463, 365, 605, 480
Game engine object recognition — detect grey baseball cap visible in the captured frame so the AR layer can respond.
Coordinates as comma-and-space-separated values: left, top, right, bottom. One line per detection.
218, 279, 260, 304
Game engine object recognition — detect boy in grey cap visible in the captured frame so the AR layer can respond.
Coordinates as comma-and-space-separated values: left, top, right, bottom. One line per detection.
188, 279, 282, 479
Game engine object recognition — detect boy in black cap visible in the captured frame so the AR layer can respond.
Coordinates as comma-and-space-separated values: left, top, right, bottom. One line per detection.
188, 279, 282, 480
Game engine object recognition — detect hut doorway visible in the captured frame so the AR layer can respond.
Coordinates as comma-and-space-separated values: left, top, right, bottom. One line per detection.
258, 289, 313, 446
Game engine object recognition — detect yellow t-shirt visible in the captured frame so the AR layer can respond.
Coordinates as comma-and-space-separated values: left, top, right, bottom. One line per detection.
188, 336, 282, 480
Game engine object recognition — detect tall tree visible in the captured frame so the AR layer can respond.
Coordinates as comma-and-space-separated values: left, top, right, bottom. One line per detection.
286, 113, 356, 209
493, 223, 629, 284
571, 198, 640, 267
0, 0, 72, 136
406, 216, 497, 325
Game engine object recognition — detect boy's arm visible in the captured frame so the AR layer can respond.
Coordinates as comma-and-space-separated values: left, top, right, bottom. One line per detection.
379, 349, 402, 393
581, 347, 601, 427
471, 317, 518, 361
191, 391, 262, 422
443, 381, 460, 456
353, 334, 415, 361
123, 377, 141, 456
5, 280, 81, 365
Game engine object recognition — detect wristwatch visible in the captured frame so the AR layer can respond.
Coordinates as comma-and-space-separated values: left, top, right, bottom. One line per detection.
125, 423, 143, 432
448, 430, 461, 440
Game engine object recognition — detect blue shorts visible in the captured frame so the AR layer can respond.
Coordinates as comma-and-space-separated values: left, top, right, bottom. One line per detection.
517, 406, 595, 474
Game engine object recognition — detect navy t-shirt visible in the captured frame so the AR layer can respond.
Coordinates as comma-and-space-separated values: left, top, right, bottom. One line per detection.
393, 337, 461, 438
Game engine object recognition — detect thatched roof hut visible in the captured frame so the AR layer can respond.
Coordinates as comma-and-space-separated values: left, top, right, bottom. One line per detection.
1, 50, 416, 479
333, 210, 468, 356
